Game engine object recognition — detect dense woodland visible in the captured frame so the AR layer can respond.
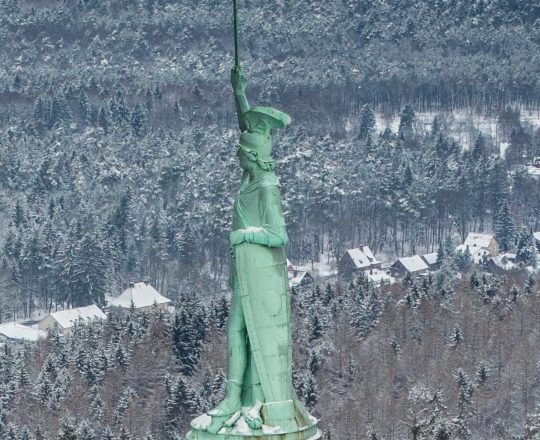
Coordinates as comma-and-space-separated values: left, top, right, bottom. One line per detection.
1, 0, 540, 439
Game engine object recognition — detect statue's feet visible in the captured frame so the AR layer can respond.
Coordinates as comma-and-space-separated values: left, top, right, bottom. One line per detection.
208, 396, 241, 417
206, 397, 242, 434
243, 400, 263, 430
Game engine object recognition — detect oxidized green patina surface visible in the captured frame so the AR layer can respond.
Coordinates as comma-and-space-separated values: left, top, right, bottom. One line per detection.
186, 2, 320, 440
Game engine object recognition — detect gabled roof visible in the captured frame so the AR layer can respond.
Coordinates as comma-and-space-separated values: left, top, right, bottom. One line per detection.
464, 232, 495, 249
394, 255, 429, 273
534, 232, 540, 242
422, 252, 438, 266
289, 270, 312, 287
456, 244, 485, 257
48, 305, 106, 329
0, 323, 47, 341
345, 247, 380, 269
490, 254, 518, 271
286, 259, 294, 271
109, 282, 171, 309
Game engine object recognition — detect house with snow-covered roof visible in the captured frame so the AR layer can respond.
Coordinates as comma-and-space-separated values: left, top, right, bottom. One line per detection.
0, 323, 47, 343
338, 247, 382, 279
421, 252, 440, 270
391, 255, 429, 277
463, 233, 499, 256
534, 232, 540, 251
455, 244, 491, 265
108, 281, 171, 313
38, 305, 106, 337
483, 253, 519, 274
289, 270, 314, 289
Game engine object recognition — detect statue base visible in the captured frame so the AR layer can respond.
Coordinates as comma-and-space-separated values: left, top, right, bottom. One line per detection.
186, 412, 321, 440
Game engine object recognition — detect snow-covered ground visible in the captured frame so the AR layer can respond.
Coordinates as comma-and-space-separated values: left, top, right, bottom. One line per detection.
528, 166, 540, 179
294, 252, 337, 278
366, 109, 540, 156
367, 269, 396, 286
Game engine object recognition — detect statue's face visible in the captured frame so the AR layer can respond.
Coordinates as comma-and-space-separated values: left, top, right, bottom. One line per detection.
236, 147, 252, 171
247, 118, 269, 135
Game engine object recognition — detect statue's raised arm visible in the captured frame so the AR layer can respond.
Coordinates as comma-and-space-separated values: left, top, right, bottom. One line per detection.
231, 67, 250, 132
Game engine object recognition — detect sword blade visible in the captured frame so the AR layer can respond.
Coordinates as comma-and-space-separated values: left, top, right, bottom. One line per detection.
233, 0, 240, 68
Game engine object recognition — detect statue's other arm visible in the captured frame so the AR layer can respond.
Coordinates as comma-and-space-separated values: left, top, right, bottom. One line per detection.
231, 67, 250, 132
241, 184, 288, 248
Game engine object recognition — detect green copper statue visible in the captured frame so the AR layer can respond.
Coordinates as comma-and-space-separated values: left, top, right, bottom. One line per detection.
186, 2, 320, 440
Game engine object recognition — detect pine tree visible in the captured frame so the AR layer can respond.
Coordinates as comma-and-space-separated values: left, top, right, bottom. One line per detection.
117, 426, 133, 440
97, 107, 109, 134
450, 325, 464, 348
475, 364, 489, 385
455, 246, 473, 272
102, 426, 115, 440
91, 386, 104, 421
79, 88, 90, 125
399, 105, 415, 138
34, 426, 47, 440
495, 195, 516, 252
516, 229, 537, 268
472, 134, 487, 160
115, 345, 130, 371
33, 97, 47, 132
130, 104, 147, 138
524, 273, 537, 296
115, 387, 135, 425
145, 88, 153, 112
302, 372, 318, 410
456, 369, 474, 418
212, 295, 229, 330
509, 285, 520, 302
57, 417, 78, 440
170, 310, 200, 376
322, 283, 335, 306
307, 312, 323, 342
76, 420, 95, 440
358, 104, 375, 139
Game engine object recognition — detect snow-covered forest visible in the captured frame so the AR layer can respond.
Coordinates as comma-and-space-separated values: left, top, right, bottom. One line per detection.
0, 0, 540, 438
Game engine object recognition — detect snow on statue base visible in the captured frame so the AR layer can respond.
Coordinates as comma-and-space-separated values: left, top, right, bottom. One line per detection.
187, 412, 321, 440
187, 411, 321, 440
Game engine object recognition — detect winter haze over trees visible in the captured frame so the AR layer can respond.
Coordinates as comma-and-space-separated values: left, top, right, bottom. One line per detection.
0, 0, 539, 439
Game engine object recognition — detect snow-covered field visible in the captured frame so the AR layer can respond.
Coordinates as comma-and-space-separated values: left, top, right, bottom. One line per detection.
294, 253, 337, 278
369, 109, 540, 156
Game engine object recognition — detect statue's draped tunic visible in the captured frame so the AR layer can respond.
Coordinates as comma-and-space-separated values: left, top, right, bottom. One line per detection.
229, 174, 312, 429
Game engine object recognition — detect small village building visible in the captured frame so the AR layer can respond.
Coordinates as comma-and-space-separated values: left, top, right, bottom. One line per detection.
108, 281, 171, 312
483, 253, 519, 274
286, 259, 295, 272
463, 233, 499, 256
0, 323, 47, 342
534, 232, 540, 251
289, 270, 314, 289
455, 245, 490, 265
391, 255, 429, 277
38, 305, 106, 337
421, 252, 439, 270
338, 247, 381, 279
